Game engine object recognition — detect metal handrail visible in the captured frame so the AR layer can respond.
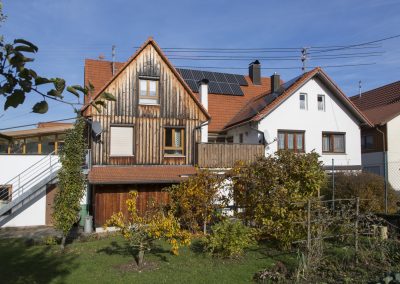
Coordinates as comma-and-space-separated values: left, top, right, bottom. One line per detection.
0, 151, 60, 202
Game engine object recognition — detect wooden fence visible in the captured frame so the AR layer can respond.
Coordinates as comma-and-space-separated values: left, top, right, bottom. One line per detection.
196, 143, 265, 168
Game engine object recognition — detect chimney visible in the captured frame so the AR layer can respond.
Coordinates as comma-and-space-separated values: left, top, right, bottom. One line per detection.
249, 60, 261, 85
198, 79, 209, 143
271, 72, 280, 93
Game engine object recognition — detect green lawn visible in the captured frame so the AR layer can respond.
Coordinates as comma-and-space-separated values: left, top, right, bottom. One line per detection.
0, 235, 292, 284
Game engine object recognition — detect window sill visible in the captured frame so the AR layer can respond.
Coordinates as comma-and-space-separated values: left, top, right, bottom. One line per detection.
139, 103, 160, 106
164, 154, 185, 158
322, 152, 346, 155
109, 155, 135, 158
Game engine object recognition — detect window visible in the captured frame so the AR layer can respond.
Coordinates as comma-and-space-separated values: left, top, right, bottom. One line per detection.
110, 126, 134, 156
317, 95, 325, 111
0, 185, 11, 202
300, 93, 307, 110
361, 135, 374, 150
10, 139, 24, 154
164, 128, 184, 155
25, 137, 39, 154
322, 132, 345, 153
239, 133, 244, 143
0, 138, 9, 154
41, 135, 56, 154
56, 134, 66, 153
139, 79, 159, 105
278, 130, 305, 152
226, 136, 233, 144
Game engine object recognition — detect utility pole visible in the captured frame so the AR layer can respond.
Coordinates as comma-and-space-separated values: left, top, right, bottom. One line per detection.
301, 47, 309, 73
358, 80, 362, 97
112, 45, 116, 75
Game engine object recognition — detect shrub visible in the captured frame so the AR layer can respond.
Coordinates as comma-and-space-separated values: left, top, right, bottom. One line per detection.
229, 151, 325, 248
204, 219, 256, 258
165, 169, 227, 234
321, 172, 400, 213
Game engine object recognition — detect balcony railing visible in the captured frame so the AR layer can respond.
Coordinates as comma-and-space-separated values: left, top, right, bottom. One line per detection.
196, 143, 265, 168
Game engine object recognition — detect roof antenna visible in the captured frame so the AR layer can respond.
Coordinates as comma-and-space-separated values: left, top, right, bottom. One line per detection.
112, 45, 116, 75
359, 80, 362, 97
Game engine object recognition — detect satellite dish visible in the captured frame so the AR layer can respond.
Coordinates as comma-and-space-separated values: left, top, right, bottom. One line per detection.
91, 121, 103, 137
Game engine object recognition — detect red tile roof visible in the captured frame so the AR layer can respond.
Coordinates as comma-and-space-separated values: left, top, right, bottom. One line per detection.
350, 81, 400, 125
88, 165, 197, 184
350, 81, 400, 111
226, 68, 372, 128
84, 61, 272, 133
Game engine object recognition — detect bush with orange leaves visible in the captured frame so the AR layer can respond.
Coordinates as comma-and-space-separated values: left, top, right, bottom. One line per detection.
105, 191, 191, 268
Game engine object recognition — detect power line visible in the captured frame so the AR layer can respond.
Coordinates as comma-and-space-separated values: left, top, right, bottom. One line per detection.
0, 117, 76, 131
175, 63, 376, 70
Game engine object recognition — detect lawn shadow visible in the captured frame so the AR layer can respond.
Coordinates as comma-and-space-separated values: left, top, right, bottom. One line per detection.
0, 239, 78, 283
97, 240, 171, 263
190, 239, 207, 255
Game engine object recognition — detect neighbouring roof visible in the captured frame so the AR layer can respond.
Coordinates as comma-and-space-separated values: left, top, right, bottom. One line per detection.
350, 81, 400, 125
88, 165, 197, 184
1, 123, 73, 138
225, 68, 372, 128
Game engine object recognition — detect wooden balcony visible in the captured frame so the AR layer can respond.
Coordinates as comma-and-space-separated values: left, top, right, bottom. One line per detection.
196, 143, 265, 168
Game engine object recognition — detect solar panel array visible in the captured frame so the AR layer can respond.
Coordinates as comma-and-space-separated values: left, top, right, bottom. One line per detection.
176, 68, 248, 96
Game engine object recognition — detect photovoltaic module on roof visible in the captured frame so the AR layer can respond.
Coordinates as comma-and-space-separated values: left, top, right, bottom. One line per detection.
176, 68, 248, 96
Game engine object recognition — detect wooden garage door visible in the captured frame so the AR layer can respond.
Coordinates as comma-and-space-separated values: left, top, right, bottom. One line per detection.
94, 184, 170, 227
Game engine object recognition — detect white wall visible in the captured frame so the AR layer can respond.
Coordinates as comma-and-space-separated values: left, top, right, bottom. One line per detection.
228, 78, 362, 167
387, 114, 400, 190
0, 155, 57, 227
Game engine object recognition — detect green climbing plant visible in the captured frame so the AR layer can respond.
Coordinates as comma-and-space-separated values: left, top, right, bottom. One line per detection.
53, 116, 86, 250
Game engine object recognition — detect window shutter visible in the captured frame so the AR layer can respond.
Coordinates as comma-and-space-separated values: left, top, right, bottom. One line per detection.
110, 126, 134, 156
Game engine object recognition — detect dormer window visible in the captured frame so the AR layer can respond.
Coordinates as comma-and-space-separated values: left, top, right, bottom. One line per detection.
139, 79, 159, 105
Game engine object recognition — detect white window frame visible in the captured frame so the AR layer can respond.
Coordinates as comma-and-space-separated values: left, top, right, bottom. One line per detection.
110, 125, 134, 156
139, 79, 159, 105
300, 93, 308, 110
317, 94, 325, 111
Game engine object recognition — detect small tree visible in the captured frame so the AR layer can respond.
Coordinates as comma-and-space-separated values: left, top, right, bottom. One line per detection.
166, 169, 227, 234
229, 151, 325, 248
105, 191, 191, 268
53, 116, 86, 250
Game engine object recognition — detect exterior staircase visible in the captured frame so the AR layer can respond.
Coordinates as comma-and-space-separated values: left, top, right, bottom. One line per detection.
0, 152, 61, 217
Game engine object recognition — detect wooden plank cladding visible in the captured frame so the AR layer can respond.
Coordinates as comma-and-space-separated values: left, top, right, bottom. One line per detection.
93, 184, 170, 227
196, 143, 265, 168
88, 42, 207, 166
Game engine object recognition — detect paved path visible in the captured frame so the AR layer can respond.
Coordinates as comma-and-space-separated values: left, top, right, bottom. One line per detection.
0, 226, 62, 240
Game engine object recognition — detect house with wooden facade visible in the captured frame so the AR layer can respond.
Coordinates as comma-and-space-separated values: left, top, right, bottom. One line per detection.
82, 38, 372, 228
350, 81, 400, 190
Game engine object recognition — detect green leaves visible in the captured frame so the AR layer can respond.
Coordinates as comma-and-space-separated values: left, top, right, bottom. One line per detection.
14, 39, 38, 52
100, 92, 116, 101
66, 86, 80, 97
32, 100, 48, 114
51, 78, 66, 94
35, 76, 51, 85
4, 89, 25, 110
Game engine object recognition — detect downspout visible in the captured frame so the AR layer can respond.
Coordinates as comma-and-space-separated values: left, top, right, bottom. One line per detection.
376, 125, 388, 214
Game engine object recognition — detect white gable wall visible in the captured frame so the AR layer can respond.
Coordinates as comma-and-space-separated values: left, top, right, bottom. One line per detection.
227, 77, 362, 167
387, 114, 400, 190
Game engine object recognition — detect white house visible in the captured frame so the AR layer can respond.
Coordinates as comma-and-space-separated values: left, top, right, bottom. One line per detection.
350, 81, 400, 190
223, 67, 372, 170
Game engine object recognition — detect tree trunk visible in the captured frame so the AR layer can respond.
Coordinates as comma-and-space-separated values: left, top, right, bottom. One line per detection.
203, 219, 207, 235
60, 235, 66, 250
137, 243, 145, 268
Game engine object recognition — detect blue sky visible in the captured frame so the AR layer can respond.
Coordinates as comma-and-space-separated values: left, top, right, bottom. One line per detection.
1, 0, 399, 129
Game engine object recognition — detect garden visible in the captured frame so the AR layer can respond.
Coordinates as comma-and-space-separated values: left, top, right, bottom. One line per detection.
2, 150, 400, 283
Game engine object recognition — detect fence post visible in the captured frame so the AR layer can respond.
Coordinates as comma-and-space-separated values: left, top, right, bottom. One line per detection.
307, 199, 311, 251
355, 197, 359, 257
332, 159, 335, 212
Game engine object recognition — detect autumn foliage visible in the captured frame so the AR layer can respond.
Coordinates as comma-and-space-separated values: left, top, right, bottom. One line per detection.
105, 191, 191, 267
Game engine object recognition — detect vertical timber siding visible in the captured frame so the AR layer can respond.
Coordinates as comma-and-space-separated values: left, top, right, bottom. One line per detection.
88, 44, 206, 166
